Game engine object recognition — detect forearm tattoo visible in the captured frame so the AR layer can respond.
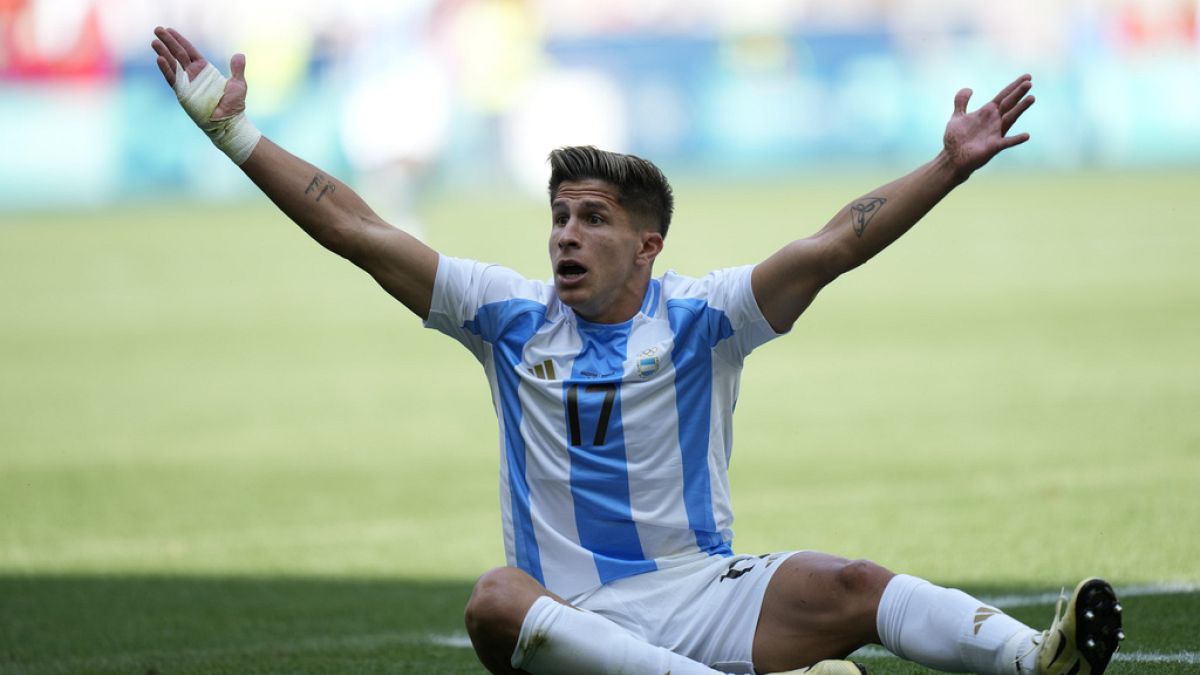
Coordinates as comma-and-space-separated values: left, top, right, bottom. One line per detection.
304, 174, 337, 203
851, 197, 887, 237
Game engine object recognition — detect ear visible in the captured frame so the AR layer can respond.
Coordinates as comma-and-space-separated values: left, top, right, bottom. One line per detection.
636, 230, 664, 268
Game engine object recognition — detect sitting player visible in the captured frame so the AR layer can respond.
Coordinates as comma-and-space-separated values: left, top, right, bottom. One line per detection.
152, 25, 1124, 675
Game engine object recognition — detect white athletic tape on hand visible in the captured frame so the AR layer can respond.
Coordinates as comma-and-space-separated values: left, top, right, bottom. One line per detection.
173, 61, 261, 165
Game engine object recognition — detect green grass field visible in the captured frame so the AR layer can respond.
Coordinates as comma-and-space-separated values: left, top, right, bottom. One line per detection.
1, 170, 1197, 673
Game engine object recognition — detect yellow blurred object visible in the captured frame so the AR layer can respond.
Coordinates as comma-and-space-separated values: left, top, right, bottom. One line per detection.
230, 16, 312, 116
445, 0, 542, 113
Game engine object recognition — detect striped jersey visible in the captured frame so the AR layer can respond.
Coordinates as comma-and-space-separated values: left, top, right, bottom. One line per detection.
424, 255, 781, 599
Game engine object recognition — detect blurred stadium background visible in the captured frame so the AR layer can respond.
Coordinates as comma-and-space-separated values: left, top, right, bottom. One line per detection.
2, 2, 1199, 672
2, 0, 1199, 209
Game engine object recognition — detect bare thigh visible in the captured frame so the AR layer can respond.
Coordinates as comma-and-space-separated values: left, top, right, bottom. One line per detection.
752, 552, 894, 673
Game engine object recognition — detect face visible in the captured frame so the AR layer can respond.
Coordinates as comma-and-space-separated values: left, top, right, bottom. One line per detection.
549, 179, 663, 324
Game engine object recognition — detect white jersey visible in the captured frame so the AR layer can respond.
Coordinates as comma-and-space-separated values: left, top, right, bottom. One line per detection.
425, 255, 781, 599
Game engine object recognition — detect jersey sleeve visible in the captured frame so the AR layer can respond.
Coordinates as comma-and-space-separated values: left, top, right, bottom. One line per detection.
423, 254, 549, 362
666, 264, 783, 366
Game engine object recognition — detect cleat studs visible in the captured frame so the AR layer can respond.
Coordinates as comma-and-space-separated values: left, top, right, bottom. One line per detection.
1084, 610, 1095, 620
1086, 638, 1097, 649
1114, 603, 1123, 613
1117, 630, 1126, 641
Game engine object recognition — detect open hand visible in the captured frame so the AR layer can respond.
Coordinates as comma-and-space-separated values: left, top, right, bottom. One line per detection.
943, 74, 1035, 179
151, 26, 246, 120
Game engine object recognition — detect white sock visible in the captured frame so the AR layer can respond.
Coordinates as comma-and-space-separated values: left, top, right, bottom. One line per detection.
876, 574, 1039, 674
512, 595, 729, 675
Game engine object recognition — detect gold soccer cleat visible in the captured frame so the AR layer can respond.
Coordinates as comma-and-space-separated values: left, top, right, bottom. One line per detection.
1035, 578, 1124, 674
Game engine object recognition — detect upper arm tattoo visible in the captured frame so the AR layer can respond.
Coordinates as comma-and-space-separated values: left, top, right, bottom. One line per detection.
850, 197, 887, 237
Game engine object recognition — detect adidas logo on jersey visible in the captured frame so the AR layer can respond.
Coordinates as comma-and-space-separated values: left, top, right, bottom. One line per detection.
528, 360, 557, 380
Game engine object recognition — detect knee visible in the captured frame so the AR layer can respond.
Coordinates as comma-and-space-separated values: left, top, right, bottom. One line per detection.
834, 559, 893, 600
464, 567, 534, 639
465, 567, 552, 673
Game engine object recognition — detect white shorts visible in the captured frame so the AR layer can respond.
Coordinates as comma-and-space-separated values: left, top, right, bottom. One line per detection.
568, 551, 798, 674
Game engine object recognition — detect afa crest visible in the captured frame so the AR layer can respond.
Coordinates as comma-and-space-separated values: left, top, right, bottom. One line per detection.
636, 347, 661, 378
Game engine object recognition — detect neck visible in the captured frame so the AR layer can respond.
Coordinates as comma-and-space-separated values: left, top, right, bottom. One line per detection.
574, 275, 652, 324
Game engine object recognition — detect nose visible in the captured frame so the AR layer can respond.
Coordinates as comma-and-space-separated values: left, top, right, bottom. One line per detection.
556, 217, 582, 250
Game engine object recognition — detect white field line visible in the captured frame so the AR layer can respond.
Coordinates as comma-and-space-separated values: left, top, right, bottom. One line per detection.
980, 580, 1200, 609
850, 645, 1200, 665
429, 632, 475, 648
1116, 651, 1200, 664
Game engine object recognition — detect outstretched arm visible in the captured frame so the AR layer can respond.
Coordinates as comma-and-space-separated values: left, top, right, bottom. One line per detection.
151, 27, 438, 319
752, 75, 1035, 333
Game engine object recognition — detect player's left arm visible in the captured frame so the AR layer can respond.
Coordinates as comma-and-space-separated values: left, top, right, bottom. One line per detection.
751, 74, 1035, 333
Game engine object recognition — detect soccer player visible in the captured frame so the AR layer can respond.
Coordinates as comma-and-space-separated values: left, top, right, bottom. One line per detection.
152, 25, 1124, 675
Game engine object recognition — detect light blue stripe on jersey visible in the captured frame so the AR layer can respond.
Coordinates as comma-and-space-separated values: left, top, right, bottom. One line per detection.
667, 298, 735, 556
639, 278, 661, 318
464, 299, 550, 585
567, 319, 658, 583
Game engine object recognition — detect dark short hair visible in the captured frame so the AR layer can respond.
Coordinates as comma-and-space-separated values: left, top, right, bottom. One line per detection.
547, 146, 674, 238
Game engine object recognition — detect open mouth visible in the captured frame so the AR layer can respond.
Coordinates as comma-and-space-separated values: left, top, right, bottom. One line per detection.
556, 261, 588, 281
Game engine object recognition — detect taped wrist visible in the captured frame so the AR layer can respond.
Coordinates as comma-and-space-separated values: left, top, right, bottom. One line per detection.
173, 61, 261, 165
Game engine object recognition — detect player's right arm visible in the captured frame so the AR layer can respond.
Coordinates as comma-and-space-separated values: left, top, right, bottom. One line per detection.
239, 138, 439, 320
151, 26, 438, 320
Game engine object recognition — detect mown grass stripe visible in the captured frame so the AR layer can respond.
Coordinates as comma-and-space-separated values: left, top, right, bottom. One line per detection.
5, 633, 452, 675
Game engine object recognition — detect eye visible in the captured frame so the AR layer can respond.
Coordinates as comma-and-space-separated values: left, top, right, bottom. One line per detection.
589, 213, 604, 225
553, 213, 568, 226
